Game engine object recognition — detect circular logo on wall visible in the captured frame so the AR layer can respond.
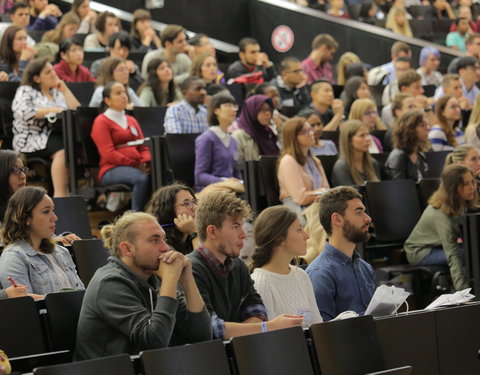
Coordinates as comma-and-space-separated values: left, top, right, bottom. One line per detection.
271, 25, 294, 53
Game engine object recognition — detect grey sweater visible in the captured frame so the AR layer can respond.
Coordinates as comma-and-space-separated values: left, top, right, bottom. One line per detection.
74, 256, 211, 360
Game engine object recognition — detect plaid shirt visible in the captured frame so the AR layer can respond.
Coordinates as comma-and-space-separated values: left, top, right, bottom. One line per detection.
196, 245, 268, 339
164, 100, 208, 134
301, 56, 334, 84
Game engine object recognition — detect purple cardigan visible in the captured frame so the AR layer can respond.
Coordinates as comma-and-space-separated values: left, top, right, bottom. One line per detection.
194, 129, 242, 191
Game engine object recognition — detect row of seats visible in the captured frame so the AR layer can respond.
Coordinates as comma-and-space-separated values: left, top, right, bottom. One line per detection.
3, 293, 479, 374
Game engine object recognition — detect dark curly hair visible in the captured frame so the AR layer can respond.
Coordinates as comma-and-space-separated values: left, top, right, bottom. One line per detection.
393, 109, 430, 154
146, 183, 196, 255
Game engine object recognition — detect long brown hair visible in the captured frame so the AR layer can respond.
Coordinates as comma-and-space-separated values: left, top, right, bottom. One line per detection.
1, 186, 55, 253
435, 95, 459, 148
429, 164, 479, 216
339, 120, 379, 185
393, 110, 430, 154
0, 25, 23, 68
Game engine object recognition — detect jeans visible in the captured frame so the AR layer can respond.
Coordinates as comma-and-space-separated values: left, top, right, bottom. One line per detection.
101, 166, 151, 211
419, 247, 448, 266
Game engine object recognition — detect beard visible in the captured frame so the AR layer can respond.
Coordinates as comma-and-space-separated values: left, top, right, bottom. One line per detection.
218, 243, 240, 259
343, 219, 370, 244
133, 255, 160, 273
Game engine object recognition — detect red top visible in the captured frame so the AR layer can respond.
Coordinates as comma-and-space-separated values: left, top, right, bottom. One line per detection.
53, 59, 96, 82
91, 113, 151, 180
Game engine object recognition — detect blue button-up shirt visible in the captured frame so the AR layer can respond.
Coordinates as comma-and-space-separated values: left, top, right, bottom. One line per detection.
164, 100, 208, 134
306, 242, 376, 321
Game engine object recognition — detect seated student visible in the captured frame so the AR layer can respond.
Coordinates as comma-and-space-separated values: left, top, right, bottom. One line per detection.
90, 31, 143, 91
301, 33, 338, 84
385, 7, 412, 37
83, 11, 119, 51
0, 186, 84, 295
336, 52, 361, 86
40, 12, 79, 45
446, 17, 469, 52
0, 3, 36, 47
417, 46, 442, 87
12, 57, 80, 197
91, 81, 150, 211
226, 37, 277, 82
306, 186, 376, 321
89, 57, 144, 108
53, 38, 95, 82
130, 9, 160, 53
66, 0, 97, 34
28, 0, 62, 32
189, 53, 225, 86
146, 183, 199, 255
188, 191, 304, 340
271, 56, 310, 117
164, 76, 208, 134
194, 93, 243, 192
465, 94, 480, 148
0, 150, 80, 246
250, 205, 322, 325
342, 76, 371, 118
298, 108, 338, 156
137, 57, 181, 107
404, 164, 478, 291
74, 211, 211, 360
188, 33, 225, 84
253, 83, 287, 132
384, 110, 430, 181
331, 120, 380, 187
232, 94, 278, 163
277, 117, 329, 218
381, 57, 413, 106
308, 80, 344, 131
0, 25, 36, 82
444, 144, 480, 192
348, 98, 386, 154
141, 24, 191, 85
327, 0, 350, 18
429, 95, 465, 151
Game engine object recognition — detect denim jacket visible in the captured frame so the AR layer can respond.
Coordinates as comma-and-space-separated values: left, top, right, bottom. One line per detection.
0, 240, 84, 295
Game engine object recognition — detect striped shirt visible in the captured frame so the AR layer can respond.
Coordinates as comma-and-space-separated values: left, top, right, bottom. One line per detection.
310, 139, 338, 156
428, 125, 465, 151
164, 100, 208, 134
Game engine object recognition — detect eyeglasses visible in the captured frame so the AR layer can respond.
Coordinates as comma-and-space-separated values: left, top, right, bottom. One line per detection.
446, 105, 460, 110
259, 107, 273, 113
10, 166, 29, 175
221, 103, 239, 110
363, 110, 378, 117
299, 127, 314, 135
175, 199, 198, 210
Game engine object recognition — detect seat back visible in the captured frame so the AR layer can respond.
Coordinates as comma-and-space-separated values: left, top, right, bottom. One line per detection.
317, 154, 338, 186
371, 152, 390, 180
140, 340, 230, 375
321, 131, 339, 148
230, 326, 314, 375
0, 296, 47, 357
132, 106, 167, 137
83, 51, 108, 69
310, 315, 385, 375
75, 106, 102, 167
417, 178, 440, 209
0, 81, 20, 147
72, 239, 109, 287
52, 196, 92, 239
364, 180, 422, 243
66, 82, 96, 107
34, 353, 135, 375
44, 290, 85, 351
258, 155, 280, 206
164, 133, 200, 188
425, 151, 450, 178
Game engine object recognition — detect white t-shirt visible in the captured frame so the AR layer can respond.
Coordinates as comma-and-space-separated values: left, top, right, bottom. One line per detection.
251, 265, 322, 326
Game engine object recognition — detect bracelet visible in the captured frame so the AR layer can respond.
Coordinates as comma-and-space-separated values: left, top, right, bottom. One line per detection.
261, 321, 267, 333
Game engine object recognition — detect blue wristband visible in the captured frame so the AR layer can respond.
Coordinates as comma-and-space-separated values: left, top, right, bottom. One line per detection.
261, 321, 267, 333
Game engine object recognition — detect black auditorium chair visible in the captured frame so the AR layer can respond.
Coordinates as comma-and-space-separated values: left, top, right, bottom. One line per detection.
83, 51, 108, 69
226, 84, 246, 106
425, 151, 450, 178
317, 154, 339, 186
258, 155, 280, 206
230, 326, 315, 375
164, 133, 200, 188
310, 315, 412, 375
66, 82, 96, 107
72, 239, 110, 287
371, 152, 390, 180
0, 296, 48, 357
140, 340, 230, 375
52, 196, 93, 239
34, 354, 135, 375
44, 290, 86, 351
375, 311, 439, 375
0, 81, 19, 148
417, 177, 440, 210
132, 106, 168, 137
321, 131, 339, 148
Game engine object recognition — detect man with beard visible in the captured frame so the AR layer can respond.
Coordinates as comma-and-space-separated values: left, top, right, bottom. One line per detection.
306, 186, 376, 321
74, 212, 211, 360
188, 191, 304, 339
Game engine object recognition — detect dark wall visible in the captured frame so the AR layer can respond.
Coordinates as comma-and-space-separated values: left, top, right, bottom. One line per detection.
249, 0, 460, 72
98, 0, 250, 45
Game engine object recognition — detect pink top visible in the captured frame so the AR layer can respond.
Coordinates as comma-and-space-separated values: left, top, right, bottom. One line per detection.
301, 56, 334, 85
